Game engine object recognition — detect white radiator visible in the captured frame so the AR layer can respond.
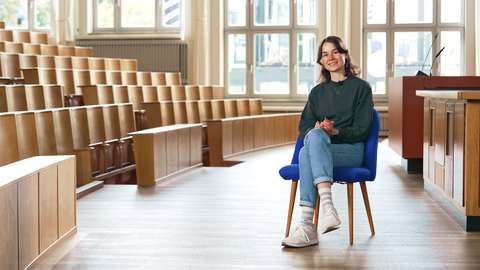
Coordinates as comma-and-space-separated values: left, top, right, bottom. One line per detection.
76, 39, 188, 84
378, 111, 388, 137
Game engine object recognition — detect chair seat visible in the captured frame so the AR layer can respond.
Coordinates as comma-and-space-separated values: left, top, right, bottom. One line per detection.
279, 165, 373, 183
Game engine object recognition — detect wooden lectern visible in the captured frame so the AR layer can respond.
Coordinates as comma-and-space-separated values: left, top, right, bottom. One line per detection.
388, 76, 480, 173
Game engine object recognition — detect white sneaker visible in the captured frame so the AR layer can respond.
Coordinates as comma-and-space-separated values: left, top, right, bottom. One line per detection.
281, 224, 319, 248
321, 207, 341, 234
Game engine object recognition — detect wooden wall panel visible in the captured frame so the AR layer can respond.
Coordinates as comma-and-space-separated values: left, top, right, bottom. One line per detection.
454, 102, 465, 206
190, 125, 202, 166
264, 117, 275, 147
444, 103, 455, 197
435, 162, 445, 191
222, 121, 233, 156
274, 116, 285, 145
435, 101, 446, 166
132, 135, 155, 186
428, 103, 436, 182
18, 174, 40, 270
254, 118, 265, 149
58, 158, 76, 236
0, 184, 18, 270
154, 133, 167, 180
423, 98, 430, 181
178, 128, 190, 171
243, 118, 254, 152
166, 130, 179, 175
39, 166, 58, 251
465, 101, 480, 215
232, 120, 243, 154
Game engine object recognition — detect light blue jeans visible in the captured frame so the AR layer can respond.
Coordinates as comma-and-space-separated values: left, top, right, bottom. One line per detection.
299, 128, 365, 208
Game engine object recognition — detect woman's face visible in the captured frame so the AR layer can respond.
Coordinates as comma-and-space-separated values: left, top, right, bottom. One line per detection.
320, 42, 347, 74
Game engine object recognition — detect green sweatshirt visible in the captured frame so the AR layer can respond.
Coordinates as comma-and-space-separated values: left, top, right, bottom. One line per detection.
299, 77, 374, 144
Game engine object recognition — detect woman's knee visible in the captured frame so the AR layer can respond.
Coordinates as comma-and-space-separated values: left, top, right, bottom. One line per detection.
305, 128, 330, 145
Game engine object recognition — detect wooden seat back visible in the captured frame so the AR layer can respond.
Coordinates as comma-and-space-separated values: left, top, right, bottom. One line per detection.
73, 70, 91, 93
0, 30, 13, 42
0, 113, 19, 166
103, 105, 122, 141
23, 43, 42, 55
86, 106, 108, 144
118, 103, 136, 137
142, 86, 158, 102
122, 71, 138, 85
90, 70, 107, 85
1, 52, 21, 78
106, 70, 122, 85
105, 58, 121, 71
40, 44, 59, 56
37, 55, 56, 68
12, 31, 30, 43
0, 41, 5, 52
20, 68, 40, 84
6, 85, 27, 112
172, 85, 186, 101
199, 86, 214, 100
38, 68, 57, 85
19, 54, 38, 68
15, 111, 39, 160
75, 46, 93, 57
5, 41, 23, 53
173, 101, 188, 124
185, 85, 200, 101
225, 99, 239, 118
54, 56, 73, 69
165, 72, 181, 86
0, 22, 5, 29
157, 86, 172, 101
35, 110, 57, 155
185, 101, 201, 124
82, 85, 115, 105
127, 86, 144, 110
237, 99, 251, 116
72, 57, 89, 70
160, 101, 175, 126
52, 108, 75, 155
58, 45, 76, 56
142, 102, 162, 128
25, 85, 46, 111
0, 86, 8, 112
56, 69, 75, 95
30, 32, 49, 45
250, 99, 263, 115
112, 85, 129, 104
69, 107, 91, 149
198, 100, 213, 122
88, 57, 105, 70
137, 72, 152, 86
151, 72, 166, 86
43, 85, 64, 109
120, 59, 137, 71
211, 100, 226, 119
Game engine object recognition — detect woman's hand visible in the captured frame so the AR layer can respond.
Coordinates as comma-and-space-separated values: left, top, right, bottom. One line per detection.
315, 118, 335, 136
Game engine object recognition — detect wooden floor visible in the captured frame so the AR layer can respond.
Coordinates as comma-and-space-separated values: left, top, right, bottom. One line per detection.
35, 139, 480, 270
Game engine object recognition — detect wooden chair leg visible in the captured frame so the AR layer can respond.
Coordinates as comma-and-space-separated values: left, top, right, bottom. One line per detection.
314, 195, 320, 229
286, 180, 298, 237
347, 182, 354, 245
360, 182, 375, 235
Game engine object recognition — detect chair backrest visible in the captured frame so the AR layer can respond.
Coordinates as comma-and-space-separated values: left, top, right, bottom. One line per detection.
364, 108, 380, 180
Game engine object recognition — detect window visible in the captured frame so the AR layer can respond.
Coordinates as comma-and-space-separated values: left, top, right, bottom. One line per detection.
94, 0, 180, 32
224, 0, 318, 99
0, 0, 51, 30
363, 0, 464, 97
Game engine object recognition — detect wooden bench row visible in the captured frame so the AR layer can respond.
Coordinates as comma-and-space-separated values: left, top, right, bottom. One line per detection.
15, 55, 137, 71
0, 41, 92, 57
0, 29, 49, 44
0, 103, 137, 188
0, 84, 64, 112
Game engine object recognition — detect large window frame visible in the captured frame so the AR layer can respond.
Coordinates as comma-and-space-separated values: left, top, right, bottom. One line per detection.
224, 0, 319, 100
0, 0, 51, 32
363, 0, 465, 100
92, 0, 181, 33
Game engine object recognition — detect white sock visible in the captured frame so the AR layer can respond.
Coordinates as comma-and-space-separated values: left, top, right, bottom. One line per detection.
300, 206, 315, 228
318, 187, 333, 210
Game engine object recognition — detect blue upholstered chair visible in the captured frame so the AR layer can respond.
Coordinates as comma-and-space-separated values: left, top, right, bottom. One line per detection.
279, 108, 380, 244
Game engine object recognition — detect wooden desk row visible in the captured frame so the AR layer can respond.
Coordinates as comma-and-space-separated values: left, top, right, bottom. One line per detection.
0, 155, 76, 270
0, 84, 64, 112
0, 41, 92, 57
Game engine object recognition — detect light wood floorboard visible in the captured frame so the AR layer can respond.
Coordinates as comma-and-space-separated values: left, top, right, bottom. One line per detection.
34, 139, 480, 269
